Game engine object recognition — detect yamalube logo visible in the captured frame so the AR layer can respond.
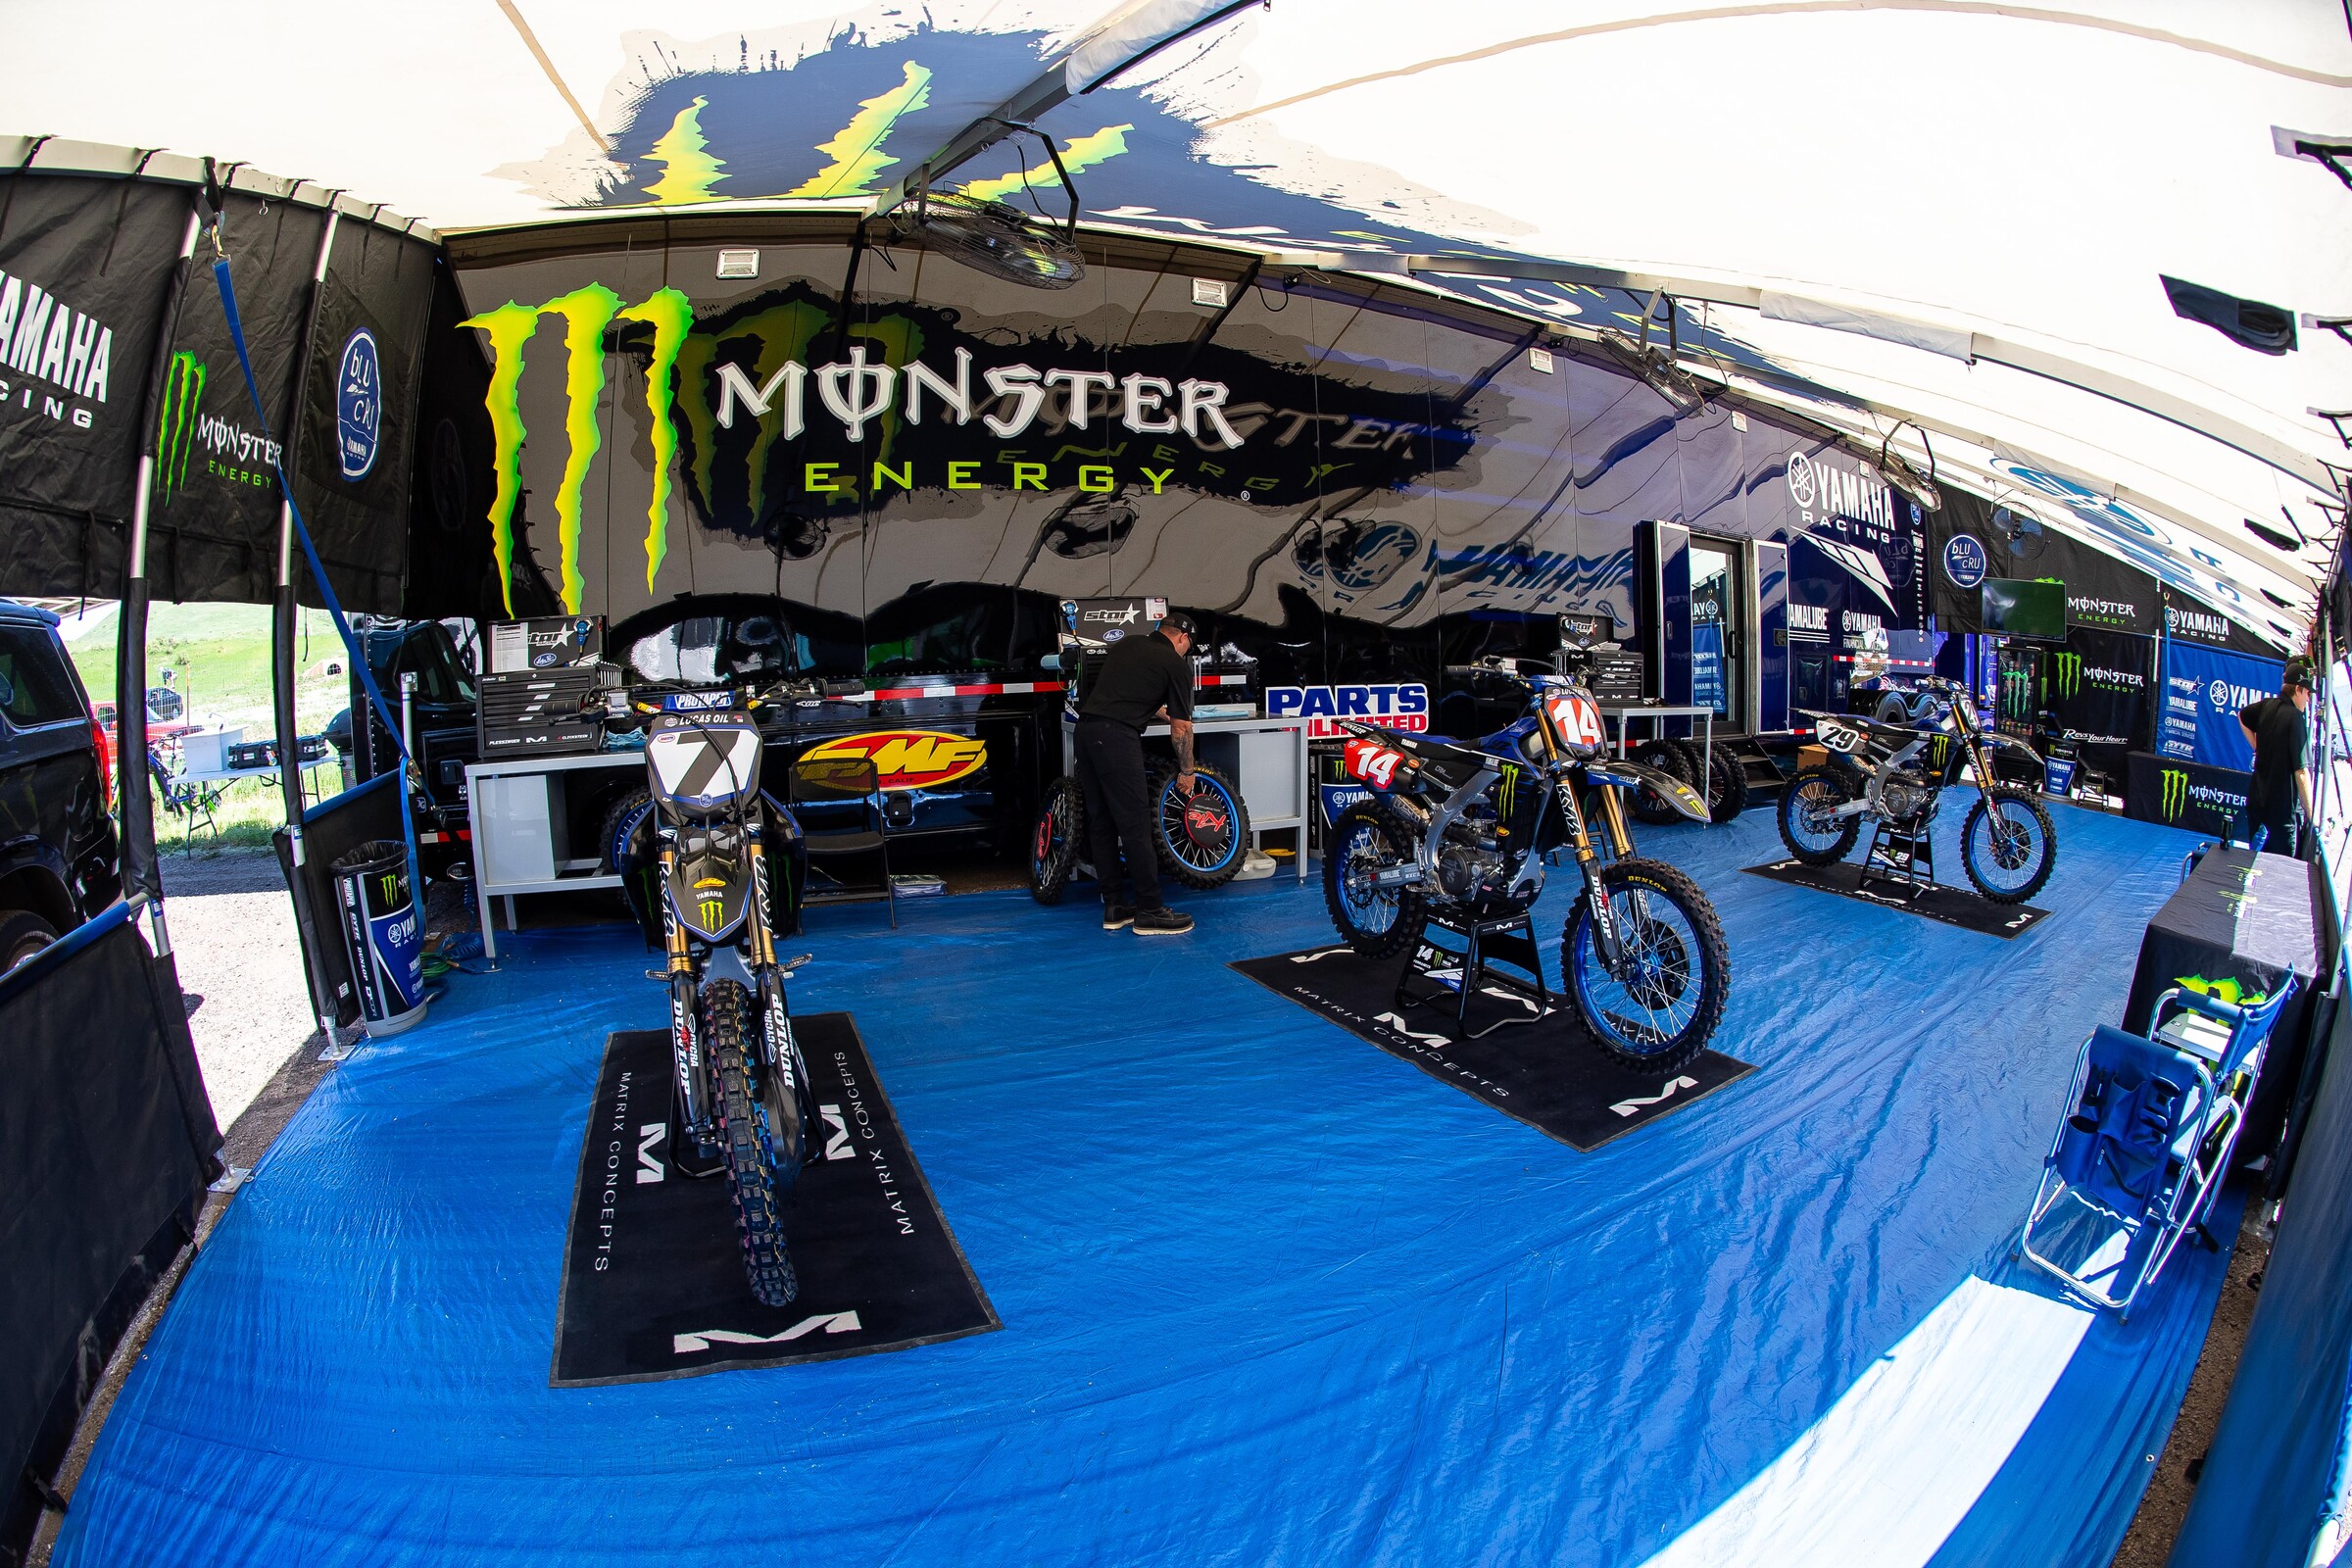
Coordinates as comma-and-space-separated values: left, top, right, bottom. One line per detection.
1942, 533, 1988, 589
335, 327, 381, 480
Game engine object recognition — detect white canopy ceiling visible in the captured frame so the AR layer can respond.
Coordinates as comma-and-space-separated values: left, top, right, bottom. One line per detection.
8, 0, 2345, 647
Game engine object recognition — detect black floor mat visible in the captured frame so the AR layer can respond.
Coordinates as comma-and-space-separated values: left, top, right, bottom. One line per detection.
1229, 946, 1754, 1152
552, 1013, 998, 1386
1740, 857, 2053, 938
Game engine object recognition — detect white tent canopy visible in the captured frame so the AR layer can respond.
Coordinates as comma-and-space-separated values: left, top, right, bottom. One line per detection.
12, 0, 2345, 648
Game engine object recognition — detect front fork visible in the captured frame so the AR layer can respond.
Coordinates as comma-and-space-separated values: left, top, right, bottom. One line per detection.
661, 849, 714, 1141
1562, 782, 1636, 965
747, 842, 812, 1171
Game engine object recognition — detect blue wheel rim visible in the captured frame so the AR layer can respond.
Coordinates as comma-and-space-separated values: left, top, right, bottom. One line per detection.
1967, 797, 2044, 895
1333, 818, 1399, 935
1567, 886, 1704, 1057
1783, 777, 1847, 855
1160, 776, 1242, 873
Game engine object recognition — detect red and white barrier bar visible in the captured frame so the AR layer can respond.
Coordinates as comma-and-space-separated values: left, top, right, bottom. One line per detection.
835, 671, 1249, 703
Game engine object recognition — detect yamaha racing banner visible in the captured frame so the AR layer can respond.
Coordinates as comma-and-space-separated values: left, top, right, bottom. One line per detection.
2156, 638, 2281, 771
2159, 590, 2281, 660
2128, 751, 2253, 838
0, 171, 193, 598
1929, 489, 2161, 637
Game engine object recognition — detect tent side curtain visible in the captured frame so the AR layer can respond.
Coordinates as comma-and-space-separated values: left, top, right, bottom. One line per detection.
0, 168, 436, 614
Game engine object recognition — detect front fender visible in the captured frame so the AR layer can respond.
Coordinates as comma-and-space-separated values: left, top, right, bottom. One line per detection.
1584, 760, 1709, 823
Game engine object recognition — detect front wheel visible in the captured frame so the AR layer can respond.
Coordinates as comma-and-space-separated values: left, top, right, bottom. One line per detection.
1030, 776, 1086, 905
1323, 800, 1428, 958
1777, 765, 1860, 865
702, 979, 799, 1307
1561, 858, 1730, 1073
1147, 761, 1251, 890
1960, 788, 2056, 904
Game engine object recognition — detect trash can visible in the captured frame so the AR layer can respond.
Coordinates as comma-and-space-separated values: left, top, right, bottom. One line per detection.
331, 839, 427, 1035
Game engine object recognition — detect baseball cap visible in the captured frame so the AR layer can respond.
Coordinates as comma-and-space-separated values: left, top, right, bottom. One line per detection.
2284, 659, 2315, 690
1159, 611, 1199, 638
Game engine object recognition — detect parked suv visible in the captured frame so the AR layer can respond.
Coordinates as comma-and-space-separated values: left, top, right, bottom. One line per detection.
0, 601, 120, 970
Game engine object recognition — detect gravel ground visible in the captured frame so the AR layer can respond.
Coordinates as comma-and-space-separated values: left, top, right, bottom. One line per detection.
153, 848, 329, 1132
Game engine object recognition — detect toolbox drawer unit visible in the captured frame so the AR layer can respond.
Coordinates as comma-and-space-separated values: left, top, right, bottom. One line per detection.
476, 667, 608, 759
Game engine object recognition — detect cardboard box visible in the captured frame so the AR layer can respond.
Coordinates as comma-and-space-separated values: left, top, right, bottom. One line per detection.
1796, 744, 1829, 770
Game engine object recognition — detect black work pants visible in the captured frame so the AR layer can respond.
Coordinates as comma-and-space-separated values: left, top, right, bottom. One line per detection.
2245, 799, 2299, 858
1074, 716, 1161, 909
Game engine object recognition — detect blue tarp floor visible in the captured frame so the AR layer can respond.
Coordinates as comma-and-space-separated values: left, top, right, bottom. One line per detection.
56, 805, 2239, 1567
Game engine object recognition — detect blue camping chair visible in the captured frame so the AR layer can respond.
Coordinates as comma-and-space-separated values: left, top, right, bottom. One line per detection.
2019, 975, 2298, 1317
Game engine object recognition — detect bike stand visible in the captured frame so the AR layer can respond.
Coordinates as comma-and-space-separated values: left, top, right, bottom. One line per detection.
1395, 909, 1551, 1040
1859, 818, 1938, 901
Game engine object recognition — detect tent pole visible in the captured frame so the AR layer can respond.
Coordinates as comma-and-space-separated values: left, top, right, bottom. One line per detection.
117, 207, 207, 957
275, 209, 342, 1048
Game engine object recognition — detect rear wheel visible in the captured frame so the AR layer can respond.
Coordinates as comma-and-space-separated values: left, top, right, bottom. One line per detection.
1961, 788, 2057, 904
1561, 858, 1730, 1073
1627, 739, 1694, 826
1030, 776, 1086, 905
0, 910, 58, 975
598, 786, 656, 873
1777, 766, 1860, 864
701, 979, 798, 1308
1147, 761, 1251, 890
1323, 801, 1427, 958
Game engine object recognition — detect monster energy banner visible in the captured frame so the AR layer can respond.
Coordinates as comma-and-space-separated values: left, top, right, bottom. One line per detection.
2041, 627, 2154, 760
0, 171, 431, 611
1929, 489, 2160, 637
0, 172, 191, 597
2128, 751, 2253, 838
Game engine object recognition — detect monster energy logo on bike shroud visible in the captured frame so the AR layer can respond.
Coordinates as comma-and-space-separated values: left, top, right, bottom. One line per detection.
463, 285, 1251, 616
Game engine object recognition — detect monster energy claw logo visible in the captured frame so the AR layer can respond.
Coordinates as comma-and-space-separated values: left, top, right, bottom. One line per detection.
155, 351, 206, 498
2160, 767, 2188, 821
2050, 652, 2082, 700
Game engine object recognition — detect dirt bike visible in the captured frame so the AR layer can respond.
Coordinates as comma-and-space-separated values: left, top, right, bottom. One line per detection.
619, 680, 819, 1307
1323, 657, 1732, 1072
1780, 673, 2057, 904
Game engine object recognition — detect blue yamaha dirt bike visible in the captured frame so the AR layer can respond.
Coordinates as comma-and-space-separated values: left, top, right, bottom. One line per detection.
1322, 658, 1730, 1073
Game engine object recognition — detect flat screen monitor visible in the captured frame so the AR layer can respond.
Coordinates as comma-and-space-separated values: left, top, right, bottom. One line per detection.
1982, 577, 2067, 641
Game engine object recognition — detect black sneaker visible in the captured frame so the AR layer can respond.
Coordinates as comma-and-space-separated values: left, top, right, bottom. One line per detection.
1133, 906, 1194, 936
1102, 904, 1135, 931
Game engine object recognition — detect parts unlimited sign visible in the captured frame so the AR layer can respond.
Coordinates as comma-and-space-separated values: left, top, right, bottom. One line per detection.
1267, 684, 1430, 740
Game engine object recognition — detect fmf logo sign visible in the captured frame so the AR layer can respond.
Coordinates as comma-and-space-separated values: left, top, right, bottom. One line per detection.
800, 730, 986, 792
1267, 684, 1429, 740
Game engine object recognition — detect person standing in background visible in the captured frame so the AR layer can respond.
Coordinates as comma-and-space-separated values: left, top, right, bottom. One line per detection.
1072, 612, 1200, 935
2238, 660, 2314, 856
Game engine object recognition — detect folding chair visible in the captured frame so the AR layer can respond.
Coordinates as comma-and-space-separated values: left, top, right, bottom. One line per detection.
787, 753, 898, 928
2019, 976, 2299, 1317
146, 747, 221, 854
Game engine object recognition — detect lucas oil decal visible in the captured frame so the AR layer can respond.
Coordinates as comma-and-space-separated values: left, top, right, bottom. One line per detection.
1267, 684, 1429, 741
800, 730, 986, 792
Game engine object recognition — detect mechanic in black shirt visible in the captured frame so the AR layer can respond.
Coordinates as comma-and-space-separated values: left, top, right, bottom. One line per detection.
1074, 612, 1199, 935
2238, 659, 2314, 856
